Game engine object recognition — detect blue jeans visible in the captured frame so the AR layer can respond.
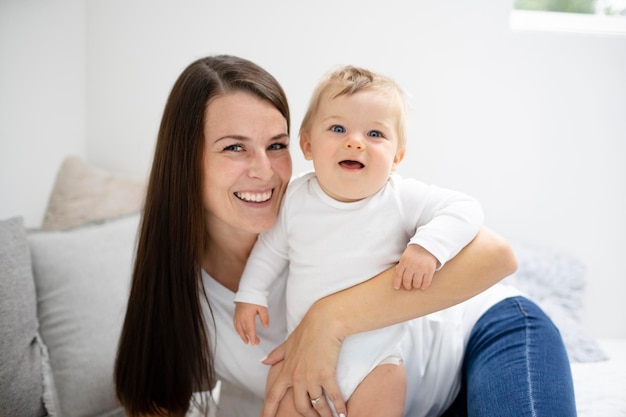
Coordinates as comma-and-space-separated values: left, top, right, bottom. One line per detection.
441, 296, 577, 417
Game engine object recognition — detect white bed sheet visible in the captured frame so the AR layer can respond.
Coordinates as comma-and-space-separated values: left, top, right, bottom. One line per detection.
572, 338, 626, 417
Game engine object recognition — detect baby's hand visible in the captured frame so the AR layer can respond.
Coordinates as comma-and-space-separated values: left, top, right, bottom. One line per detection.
234, 302, 270, 345
394, 244, 438, 290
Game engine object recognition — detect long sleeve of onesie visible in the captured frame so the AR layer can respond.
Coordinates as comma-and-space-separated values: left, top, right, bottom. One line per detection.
234, 198, 290, 308
398, 176, 484, 269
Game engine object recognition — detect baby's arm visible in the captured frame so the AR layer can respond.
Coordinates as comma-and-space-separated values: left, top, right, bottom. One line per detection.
233, 208, 290, 343
234, 302, 270, 345
394, 244, 438, 290
400, 179, 484, 289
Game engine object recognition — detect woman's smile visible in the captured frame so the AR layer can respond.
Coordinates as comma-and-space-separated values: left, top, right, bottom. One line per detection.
234, 189, 273, 203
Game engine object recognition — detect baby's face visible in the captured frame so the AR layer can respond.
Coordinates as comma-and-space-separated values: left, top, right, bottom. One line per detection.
300, 90, 404, 202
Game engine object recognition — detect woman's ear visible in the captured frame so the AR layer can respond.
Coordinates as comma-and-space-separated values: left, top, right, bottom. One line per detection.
392, 148, 406, 171
299, 132, 313, 161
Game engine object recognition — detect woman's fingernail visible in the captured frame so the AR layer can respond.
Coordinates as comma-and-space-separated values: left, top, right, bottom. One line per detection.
259, 354, 268, 363
339, 414, 346, 417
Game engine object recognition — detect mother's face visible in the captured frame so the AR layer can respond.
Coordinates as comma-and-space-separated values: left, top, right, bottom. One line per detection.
202, 91, 292, 235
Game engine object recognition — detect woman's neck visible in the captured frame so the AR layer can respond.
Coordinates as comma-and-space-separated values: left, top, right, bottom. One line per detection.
202, 229, 258, 293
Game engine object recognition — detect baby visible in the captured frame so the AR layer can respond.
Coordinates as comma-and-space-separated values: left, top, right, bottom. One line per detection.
234, 65, 484, 417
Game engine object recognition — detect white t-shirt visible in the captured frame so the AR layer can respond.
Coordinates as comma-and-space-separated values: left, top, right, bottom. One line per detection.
234, 172, 485, 399
202, 269, 286, 401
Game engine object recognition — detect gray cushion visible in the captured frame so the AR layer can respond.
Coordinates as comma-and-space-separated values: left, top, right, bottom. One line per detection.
0, 217, 45, 417
504, 239, 608, 363
28, 214, 139, 417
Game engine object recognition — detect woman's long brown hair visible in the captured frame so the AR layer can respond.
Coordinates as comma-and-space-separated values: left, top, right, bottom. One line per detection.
114, 55, 290, 416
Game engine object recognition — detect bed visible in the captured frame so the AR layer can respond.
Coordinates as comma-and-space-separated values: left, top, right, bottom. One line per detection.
572, 338, 626, 416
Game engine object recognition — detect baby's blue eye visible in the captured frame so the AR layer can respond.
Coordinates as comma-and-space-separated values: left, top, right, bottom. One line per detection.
368, 130, 383, 138
330, 125, 345, 133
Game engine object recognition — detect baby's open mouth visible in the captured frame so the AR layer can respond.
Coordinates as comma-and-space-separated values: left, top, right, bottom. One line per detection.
234, 190, 272, 202
339, 160, 364, 169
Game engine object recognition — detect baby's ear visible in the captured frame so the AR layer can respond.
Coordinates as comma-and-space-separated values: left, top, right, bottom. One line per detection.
299, 132, 313, 161
392, 148, 406, 171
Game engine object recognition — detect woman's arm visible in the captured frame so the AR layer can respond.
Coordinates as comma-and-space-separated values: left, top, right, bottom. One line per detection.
261, 226, 517, 417
319, 226, 516, 333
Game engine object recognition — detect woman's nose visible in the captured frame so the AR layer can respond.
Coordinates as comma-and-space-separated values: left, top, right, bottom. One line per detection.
248, 151, 273, 180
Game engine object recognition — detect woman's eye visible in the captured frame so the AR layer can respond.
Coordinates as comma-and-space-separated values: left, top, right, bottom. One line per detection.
223, 144, 244, 152
368, 130, 383, 138
330, 125, 345, 133
268, 142, 288, 151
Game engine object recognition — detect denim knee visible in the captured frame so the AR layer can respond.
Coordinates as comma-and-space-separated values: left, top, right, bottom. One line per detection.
448, 296, 577, 417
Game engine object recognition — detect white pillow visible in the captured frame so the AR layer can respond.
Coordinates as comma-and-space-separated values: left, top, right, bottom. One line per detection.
28, 214, 139, 417
42, 156, 145, 231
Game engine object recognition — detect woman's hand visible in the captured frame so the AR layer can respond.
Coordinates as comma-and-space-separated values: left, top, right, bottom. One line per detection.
261, 300, 347, 417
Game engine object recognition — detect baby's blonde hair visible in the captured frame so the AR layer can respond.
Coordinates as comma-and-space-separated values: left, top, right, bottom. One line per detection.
299, 65, 408, 152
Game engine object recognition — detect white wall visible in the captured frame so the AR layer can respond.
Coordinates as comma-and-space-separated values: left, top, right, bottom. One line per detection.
0, 0, 85, 226
1, 0, 625, 338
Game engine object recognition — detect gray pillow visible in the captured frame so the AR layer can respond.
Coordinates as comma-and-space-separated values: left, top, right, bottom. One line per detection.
28, 214, 139, 417
504, 239, 608, 363
0, 217, 46, 417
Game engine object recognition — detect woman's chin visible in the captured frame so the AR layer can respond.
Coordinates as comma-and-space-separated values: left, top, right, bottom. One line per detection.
245, 212, 279, 234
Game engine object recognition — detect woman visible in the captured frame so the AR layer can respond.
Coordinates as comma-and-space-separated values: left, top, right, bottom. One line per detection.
114, 55, 576, 417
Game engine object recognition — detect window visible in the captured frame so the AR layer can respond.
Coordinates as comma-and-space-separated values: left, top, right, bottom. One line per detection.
511, 0, 626, 35
514, 0, 626, 16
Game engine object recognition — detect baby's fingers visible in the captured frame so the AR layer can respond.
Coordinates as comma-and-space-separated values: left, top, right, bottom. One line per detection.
393, 265, 404, 290
259, 307, 270, 328
402, 273, 411, 290
234, 320, 250, 344
247, 324, 260, 345
420, 272, 434, 289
